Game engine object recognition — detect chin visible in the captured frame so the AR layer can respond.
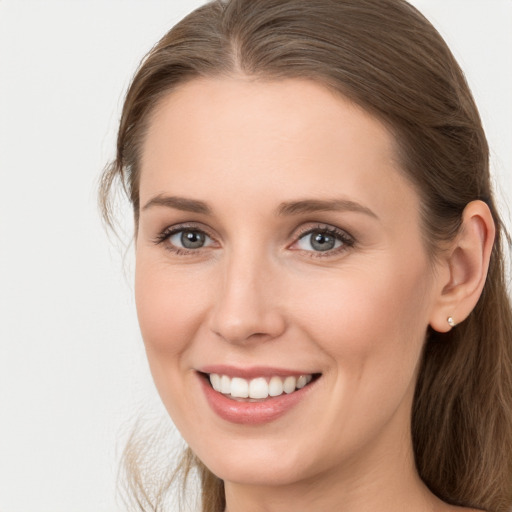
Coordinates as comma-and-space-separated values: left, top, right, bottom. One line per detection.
192, 435, 321, 487
207, 459, 309, 487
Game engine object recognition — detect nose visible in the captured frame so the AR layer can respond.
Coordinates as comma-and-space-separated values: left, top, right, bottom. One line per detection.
209, 250, 287, 345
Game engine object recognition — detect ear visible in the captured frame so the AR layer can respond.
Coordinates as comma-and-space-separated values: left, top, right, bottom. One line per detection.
429, 200, 495, 333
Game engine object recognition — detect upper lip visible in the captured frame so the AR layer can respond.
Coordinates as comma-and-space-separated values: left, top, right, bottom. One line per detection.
198, 364, 319, 380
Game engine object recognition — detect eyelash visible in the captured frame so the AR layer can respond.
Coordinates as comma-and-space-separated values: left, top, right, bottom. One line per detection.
152, 223, 355, 257
152, 223, 216, 256
292, 225, 355, 258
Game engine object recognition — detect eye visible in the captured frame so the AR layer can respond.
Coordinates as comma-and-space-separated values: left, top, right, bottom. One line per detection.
153, 226, 216, 254
169, 229, 210, 250
293, 226, 354, 254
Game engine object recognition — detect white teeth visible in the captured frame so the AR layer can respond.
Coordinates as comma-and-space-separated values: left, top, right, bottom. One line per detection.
208, 373, 314, 399
296, 375, 307, 389
210, 373, 221, 392
268, 376, 284, 397
220, 375, 231, 394
283, 376, 297, 394
249, 377, 269, 399
231, 377, 249, 398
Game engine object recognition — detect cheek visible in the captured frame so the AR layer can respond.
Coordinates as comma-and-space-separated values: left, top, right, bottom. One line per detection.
134, 258, 212, 433
134, 256, 213, 424
135, 258, 208, 357
290, 257, 432, 379
282, 260, 432, 464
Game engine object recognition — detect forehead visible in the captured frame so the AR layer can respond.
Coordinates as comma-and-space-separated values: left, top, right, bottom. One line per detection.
139, 77, 416, 220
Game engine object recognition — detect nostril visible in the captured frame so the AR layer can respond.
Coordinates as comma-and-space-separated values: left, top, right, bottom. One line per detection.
212, 328, 279, 345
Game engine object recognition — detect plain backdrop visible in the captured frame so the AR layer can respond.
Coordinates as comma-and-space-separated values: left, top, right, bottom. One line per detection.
0, 1, 510, 511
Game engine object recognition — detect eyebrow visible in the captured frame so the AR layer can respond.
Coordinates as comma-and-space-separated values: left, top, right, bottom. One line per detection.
142, 195, 212, 214
142, 194, 378, 219
277, 199, 378, 219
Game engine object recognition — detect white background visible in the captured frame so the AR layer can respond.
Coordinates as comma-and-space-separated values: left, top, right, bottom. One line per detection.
0, 1, 510, 511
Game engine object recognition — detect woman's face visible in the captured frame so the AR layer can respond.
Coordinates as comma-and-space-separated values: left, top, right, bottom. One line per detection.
135, 78, 442, 487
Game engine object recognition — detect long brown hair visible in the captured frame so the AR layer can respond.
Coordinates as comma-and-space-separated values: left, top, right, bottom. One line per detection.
100, 1, 512, 511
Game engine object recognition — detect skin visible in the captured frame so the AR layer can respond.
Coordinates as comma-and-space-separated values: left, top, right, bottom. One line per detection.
135, 77, 493, 512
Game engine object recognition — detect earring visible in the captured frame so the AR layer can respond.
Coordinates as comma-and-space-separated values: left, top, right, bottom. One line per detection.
447, 316, 456, 328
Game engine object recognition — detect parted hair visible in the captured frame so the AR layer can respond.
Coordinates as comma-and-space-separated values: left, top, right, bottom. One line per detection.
99, 1, 512, 511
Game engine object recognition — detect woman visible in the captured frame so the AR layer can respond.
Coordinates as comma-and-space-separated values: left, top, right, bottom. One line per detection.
100, 0, 512, 511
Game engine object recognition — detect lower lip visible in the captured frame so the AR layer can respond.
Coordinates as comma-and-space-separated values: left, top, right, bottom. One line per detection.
198, 374, 317, 425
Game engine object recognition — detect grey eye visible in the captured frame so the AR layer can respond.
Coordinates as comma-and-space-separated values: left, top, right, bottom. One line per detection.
297, 230, 342, 252
169, 230, 209, 249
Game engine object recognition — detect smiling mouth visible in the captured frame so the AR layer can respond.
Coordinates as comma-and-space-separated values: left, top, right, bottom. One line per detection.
202, 372, 321, 401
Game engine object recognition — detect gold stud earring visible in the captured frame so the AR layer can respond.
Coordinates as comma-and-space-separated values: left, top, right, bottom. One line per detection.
447, 316, 456, 328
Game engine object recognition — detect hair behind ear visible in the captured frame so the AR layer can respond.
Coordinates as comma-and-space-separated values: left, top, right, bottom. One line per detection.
413, 230, 512, 510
